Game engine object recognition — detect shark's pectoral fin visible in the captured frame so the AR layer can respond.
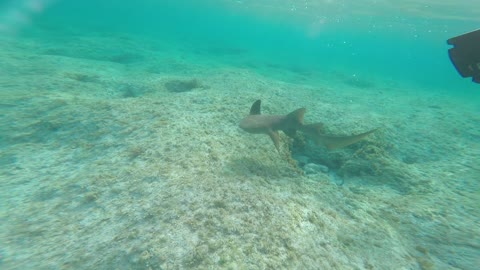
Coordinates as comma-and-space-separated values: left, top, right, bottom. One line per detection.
314, 129, 377, 150
268, 130, 280, 151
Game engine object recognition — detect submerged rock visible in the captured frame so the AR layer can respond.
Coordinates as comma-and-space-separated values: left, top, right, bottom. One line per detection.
165, 78, 202, 93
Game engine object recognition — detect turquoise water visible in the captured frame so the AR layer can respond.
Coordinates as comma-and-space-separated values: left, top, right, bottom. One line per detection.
1, 0, 479, 269
14, 0, 480, 89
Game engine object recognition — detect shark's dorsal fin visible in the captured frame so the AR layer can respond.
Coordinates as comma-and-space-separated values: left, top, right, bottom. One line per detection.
286, 108, 305, 125
250, 100, 262, 115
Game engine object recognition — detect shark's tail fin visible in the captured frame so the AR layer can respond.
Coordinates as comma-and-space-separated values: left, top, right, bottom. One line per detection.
283, 108, 306, 137
301, 125, 377, 149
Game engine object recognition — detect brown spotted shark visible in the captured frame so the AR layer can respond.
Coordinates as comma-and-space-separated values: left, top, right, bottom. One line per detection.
239, 100, 377, 151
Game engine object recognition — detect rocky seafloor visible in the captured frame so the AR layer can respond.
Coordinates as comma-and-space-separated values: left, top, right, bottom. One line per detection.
1, 29, 479, 269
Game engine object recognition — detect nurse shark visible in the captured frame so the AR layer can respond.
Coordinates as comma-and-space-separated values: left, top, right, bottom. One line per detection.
239, 100, 377, 151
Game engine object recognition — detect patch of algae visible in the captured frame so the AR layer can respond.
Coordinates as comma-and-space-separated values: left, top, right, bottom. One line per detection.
340, 144, 390, 176
337, 137, 432, 194
417, 257, 435, 270
283, 135, 305, 175
415, 246, 436, 270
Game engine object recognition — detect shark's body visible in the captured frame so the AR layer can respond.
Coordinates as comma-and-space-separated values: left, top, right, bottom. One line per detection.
239, 100, 377, 151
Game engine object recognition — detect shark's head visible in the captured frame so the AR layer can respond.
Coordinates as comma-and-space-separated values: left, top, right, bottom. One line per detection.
239, 100, 264, 133
239, 114, 283, 134
238, 117, 253, 131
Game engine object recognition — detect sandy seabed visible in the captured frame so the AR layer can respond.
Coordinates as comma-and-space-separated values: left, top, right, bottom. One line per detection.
0, 28, 479, 270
